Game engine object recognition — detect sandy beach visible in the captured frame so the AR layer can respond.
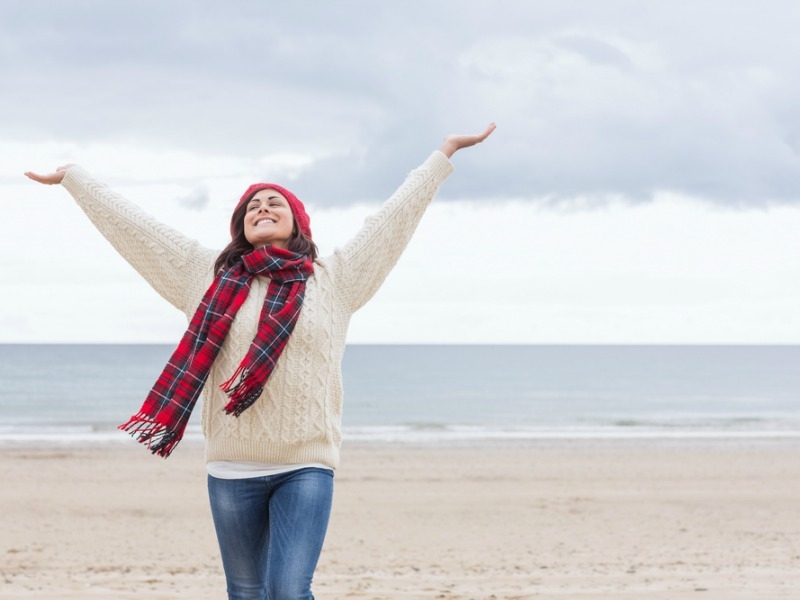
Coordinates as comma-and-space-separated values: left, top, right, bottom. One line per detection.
1, 438, 798, 599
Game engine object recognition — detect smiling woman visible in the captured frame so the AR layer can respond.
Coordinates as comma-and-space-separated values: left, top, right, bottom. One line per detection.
244, 190, 294, 249
22, 122, 496, 600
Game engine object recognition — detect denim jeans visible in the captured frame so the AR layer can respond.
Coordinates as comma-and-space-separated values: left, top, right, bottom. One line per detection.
208, 467, 334, 600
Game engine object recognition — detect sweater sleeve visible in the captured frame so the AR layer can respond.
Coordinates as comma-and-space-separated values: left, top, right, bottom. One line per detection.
330, 150, 454, 314
60, 166, 217, 314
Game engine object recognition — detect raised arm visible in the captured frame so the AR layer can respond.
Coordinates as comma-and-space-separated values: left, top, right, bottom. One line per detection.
25, 165, 216, 314
332, 123, 496, 314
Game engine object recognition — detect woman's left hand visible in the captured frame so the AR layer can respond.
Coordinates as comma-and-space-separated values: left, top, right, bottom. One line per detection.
439, 123, 496, 158
24, 164, 76, 185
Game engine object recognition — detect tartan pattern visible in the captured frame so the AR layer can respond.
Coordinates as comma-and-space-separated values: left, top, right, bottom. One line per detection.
119, 245, 313, 457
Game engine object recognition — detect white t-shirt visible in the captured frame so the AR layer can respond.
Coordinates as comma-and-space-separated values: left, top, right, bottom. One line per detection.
207, 460, 333, 479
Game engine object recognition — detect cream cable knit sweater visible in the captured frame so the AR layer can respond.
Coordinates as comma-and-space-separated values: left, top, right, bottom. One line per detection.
61, 151, 454, 468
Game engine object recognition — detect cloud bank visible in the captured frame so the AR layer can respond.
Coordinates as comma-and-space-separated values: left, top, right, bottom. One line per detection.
3, 0, 800, 208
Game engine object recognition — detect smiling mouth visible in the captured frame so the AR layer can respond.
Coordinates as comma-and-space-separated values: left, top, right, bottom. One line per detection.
255, 218, 276, 225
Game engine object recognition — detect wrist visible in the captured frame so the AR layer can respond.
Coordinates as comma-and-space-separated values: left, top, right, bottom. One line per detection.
439, 139, 458, 158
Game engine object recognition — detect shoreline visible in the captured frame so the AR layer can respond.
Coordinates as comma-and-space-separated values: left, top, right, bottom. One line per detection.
2, 439, 799, 599
3, 426, 800, 447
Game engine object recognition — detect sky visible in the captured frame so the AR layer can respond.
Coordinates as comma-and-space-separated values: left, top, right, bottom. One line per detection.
2, 0, 800, 344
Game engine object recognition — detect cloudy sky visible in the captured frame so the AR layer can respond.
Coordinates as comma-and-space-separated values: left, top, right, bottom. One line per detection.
2, 0, 800, 344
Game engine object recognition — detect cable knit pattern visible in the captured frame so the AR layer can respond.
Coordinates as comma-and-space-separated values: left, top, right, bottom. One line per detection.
61, 151, 454, 468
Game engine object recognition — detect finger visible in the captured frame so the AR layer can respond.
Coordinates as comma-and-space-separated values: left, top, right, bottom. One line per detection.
478, 122, 496, 140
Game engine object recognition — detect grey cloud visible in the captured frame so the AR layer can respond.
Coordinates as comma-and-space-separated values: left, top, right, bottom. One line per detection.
3, 1, 800, 206
178, 186, 210, 211
555, 35, 636, 71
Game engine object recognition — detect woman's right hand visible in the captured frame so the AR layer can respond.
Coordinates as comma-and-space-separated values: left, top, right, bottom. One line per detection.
439, 123, 496, 158
24, 164, 76, 185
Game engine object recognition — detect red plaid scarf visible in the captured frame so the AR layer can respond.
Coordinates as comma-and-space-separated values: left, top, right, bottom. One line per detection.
119, 245, 313, 457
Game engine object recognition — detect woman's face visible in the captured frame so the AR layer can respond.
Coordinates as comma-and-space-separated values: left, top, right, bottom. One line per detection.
243, 189, 295, 249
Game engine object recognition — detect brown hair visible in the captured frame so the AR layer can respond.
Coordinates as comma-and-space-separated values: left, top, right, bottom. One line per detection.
213, 194, 318, 274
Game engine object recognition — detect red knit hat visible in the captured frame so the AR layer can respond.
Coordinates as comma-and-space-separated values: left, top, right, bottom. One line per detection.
233, 183, 312, 239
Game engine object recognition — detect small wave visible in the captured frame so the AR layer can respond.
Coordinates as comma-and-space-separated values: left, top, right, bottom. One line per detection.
341, 423, 800, 443
3, 419, 800, 445
0, 424, 205, 444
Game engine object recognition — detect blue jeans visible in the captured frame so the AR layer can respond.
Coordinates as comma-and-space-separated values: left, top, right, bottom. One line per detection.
208, 467, 334, 600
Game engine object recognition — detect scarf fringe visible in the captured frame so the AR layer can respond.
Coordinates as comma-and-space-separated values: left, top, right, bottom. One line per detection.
220, 364, 247, 394
220, 366, 263, 417
118, 414, 180, 458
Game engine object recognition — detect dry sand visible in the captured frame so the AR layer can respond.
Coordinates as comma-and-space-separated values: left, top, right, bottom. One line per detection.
1, 438, 798, 599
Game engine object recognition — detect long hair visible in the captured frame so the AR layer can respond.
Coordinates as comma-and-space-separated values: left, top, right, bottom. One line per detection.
213, 193, 318, 274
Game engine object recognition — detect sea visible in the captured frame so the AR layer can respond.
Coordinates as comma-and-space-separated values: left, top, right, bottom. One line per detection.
1, 344, 799, 444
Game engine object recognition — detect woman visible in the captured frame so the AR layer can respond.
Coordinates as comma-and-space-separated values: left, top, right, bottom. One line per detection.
25, 122, 495, 600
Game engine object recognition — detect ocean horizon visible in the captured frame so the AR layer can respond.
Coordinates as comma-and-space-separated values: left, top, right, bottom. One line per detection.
1, 343, 799, 444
